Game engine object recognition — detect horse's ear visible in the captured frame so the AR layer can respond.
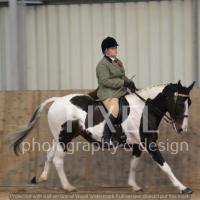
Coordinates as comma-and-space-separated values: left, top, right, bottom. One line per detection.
177, 80, 181, 86
177, 80, 182, 90
187, 81, 195, 92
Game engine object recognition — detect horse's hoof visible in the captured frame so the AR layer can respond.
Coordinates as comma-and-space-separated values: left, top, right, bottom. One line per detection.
181, 187, 193, 194
68, 187, 77, 192
65, 185, 77, 192
31, 176, 37, 184
134, 188, 144, 192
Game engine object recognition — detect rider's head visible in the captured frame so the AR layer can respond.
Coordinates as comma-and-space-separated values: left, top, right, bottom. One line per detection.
101, 37, 118, 58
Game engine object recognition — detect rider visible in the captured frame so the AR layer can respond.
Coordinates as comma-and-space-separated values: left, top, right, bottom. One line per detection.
96, 36, 137, 147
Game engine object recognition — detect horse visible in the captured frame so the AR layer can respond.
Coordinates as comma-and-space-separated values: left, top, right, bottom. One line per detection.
10, 80, 195, 194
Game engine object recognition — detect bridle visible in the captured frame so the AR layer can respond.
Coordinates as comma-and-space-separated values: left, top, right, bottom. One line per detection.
133, 90, 190, 133
173, 91, 190, 115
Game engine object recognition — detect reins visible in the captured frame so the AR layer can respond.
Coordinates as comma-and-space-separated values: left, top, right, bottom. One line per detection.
133, 91, 173, 124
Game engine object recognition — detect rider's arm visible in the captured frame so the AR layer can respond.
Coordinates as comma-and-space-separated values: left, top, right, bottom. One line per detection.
96, 64, 124, 89
123, 75, 129, 81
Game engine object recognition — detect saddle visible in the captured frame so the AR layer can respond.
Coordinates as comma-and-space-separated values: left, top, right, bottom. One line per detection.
86, 89, 130, 145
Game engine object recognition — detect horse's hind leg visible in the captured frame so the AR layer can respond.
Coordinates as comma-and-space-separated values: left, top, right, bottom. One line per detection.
53, 143, 77, 192
52, 120, 79, 192
37, 143, 56, 183
31, 143, 56, 184
128, 144, 143, 192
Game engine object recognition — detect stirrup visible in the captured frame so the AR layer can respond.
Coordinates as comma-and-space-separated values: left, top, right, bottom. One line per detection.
102, 139, 113, 149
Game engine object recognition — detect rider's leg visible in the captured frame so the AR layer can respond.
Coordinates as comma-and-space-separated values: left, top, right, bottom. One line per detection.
103, 97, 119, 118
102, 98, 119, 145
103, 113, 118, 144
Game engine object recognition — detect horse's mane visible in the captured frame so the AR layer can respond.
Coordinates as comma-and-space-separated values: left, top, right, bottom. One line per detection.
132, 83, 168, 100
138, 83, 167, 93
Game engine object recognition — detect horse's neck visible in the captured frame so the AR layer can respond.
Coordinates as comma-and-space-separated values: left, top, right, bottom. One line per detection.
132, 84, 167, 128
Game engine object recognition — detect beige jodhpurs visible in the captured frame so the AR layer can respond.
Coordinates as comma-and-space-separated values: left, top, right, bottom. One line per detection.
102, 97, 119, 118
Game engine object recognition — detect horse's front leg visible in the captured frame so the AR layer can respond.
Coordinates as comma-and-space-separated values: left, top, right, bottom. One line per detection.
128, 144, 143, 192
145, 137, 192, 194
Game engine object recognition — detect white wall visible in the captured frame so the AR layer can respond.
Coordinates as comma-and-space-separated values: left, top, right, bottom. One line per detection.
0, 0, 197, 90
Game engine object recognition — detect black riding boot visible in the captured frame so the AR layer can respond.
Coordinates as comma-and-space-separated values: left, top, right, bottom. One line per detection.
103, 114, 117, 148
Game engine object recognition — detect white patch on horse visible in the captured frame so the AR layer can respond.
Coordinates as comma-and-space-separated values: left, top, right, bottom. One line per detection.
121, 84, 166, 144
159, 162, 187, 191
48, 94, 86, 136
128, 156, 142, 191
87, 121, 105, 141
181, 99, 189, 132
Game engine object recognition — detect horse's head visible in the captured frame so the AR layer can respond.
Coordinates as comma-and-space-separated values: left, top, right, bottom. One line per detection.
163, 80, 195, 133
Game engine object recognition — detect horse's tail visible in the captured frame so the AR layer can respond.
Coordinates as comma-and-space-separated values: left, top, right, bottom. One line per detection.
10, 97, 58, 156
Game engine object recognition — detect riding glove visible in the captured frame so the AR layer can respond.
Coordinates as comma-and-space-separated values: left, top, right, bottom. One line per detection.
124, 79, 137, 93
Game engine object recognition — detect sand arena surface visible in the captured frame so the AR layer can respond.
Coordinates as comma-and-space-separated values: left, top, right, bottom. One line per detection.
0, 186, 199, 200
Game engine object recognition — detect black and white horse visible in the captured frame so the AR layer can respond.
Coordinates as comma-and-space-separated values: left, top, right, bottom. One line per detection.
11, 80, 195, 194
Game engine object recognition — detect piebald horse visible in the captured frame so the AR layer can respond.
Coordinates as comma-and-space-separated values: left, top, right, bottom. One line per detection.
11, 80, 195, 194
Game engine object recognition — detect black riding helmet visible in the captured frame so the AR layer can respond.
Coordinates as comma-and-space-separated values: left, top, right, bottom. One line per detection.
101, 37, 119, 54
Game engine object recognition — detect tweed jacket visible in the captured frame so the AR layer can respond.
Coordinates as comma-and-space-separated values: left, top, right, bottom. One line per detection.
96, 55, 129, 101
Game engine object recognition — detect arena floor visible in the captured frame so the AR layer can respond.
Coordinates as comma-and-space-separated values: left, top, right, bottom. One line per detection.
0, 186, 199, 200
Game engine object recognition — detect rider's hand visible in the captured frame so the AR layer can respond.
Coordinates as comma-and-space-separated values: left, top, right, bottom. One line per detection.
124, 79, 138, 92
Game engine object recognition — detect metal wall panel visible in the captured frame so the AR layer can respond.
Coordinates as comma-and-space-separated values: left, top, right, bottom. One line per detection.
0, 7, 10, 90
198, 0, 200, 87
0, 0, 197, 90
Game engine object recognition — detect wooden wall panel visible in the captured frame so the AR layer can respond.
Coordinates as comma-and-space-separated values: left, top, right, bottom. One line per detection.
0, 89, 199, 188
0, 0, 197, 90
